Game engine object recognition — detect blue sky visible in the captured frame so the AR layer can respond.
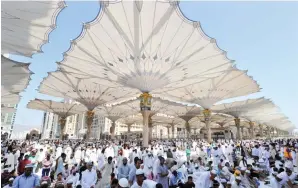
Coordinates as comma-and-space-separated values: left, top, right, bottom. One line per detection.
10, 1, 298, 132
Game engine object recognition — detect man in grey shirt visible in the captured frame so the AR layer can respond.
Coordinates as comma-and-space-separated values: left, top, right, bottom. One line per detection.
118, 157, 130, 179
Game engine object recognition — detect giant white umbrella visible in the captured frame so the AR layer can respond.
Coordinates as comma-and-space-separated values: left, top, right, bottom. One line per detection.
38, 71, 139, 139
212, 98, 278, 139
94, 104, 136, 138
156, 68, 260, 142
27, 99, 86, 139
1, 55, 32, 112
107, 97, 189, 145
152, 115, 184, 138
118, 114, 143, 133
57, 0, 235, 146
1, 1, 66, 57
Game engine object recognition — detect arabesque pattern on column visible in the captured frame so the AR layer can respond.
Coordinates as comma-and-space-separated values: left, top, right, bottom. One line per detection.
234, 118, 241, 140
86, 110, 95, 140
148, 115, 153, 141
185, 121, 191, 138
259, 124, 264, 137
110, 121, 116, 138
140, 92, 152, 147
249, 121, 254, 138
59, 117, 67, 140
203, 109, 212, 142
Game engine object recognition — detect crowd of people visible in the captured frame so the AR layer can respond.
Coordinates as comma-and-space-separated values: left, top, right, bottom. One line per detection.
1, 138, 298, 188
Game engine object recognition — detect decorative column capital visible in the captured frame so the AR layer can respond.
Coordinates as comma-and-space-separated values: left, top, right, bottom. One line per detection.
259, 124, 263, 128
86, 110, 95, 117
234, 118, 240, 126
140, 92, 152, 111
203, 109, 211, 121
185, 121, 190, 132
59, 117, 66, 125
249, 121, 254, 127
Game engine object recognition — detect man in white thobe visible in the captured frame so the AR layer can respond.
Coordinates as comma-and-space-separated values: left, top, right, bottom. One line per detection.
194, 170, 216, 187
81, 162, 97, 188
65, 145, 73, 162
5, 151, 15, 172
74, 148, 81, 164
56, 145, 62, 159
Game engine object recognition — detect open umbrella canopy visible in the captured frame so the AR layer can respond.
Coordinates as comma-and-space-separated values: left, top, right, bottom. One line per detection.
155, 68, 260, 109
109, 97, 191, 118
211, 98, 272, 118
1, 56, 32, 107
27, 98, 86, 118
95, 104, 136, 122
118, 113, 143, 125
1, 1, 66, 57
212, 98, 294, 131
1, 56, 32, 93
38, 71, 140, 111
58, 0, 234, 94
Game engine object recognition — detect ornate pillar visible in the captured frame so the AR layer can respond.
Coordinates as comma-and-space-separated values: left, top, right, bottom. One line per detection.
148, 115, 153, 141
240, 127, 244, 140
267, 127, 272, 138
203, 109, 212, 143
59, 117, 66, 140
259, 124, 263, 137
86, 110, 95, 140
167, 127, 170, 139
171, 123, 175, 138
185, 121, 191, 138
127, 123, 132, 132
140, 92, 152, 147
249, 122, 254, 138
110, 121, 116, 138
234, 118, 241, 140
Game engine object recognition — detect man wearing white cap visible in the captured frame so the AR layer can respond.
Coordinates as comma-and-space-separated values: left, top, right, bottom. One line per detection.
13, 164, 40, 188
66, 170, 80, 188
81, 162, 97, 188
231, 176, 242, 188
270, 171, 280, 188
119, 178, 129, 188
131, 169, 157, 188
194, 169, 217, 187
131, 169, 145, 188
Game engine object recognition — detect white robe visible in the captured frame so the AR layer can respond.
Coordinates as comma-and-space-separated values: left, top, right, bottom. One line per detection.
74, 150, 81, 163
6, 153, 15, 172
97, 153, 105, 171
194, 171, 212, 187
291, 151, 297, 166
56, 147, 62, 159
65, 147, 72, 161
144, 156, 154, 177
81, 169, 97, 188
270, 176, 281, 188
153, 158, 160, 179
